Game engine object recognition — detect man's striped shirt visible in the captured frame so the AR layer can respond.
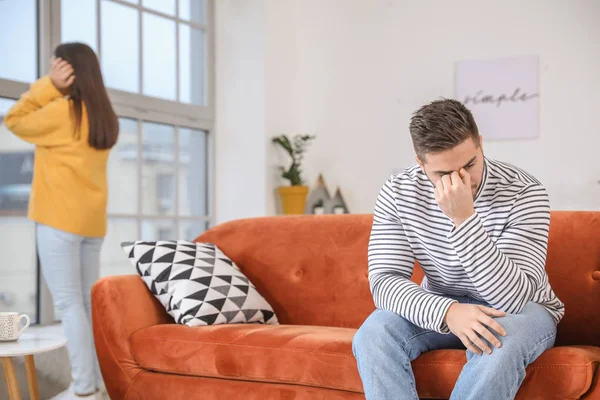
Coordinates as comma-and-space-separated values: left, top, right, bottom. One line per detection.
368, 158, 564, 333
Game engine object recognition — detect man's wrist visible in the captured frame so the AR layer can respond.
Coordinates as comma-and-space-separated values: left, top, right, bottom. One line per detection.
443, 302, 457, 324
452, 210, 475, 228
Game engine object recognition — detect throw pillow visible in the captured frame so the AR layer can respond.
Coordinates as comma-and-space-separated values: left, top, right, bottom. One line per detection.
121, 240, 279, 326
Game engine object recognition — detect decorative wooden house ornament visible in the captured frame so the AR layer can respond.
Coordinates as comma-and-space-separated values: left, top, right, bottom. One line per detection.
331, 187, 349, 214
305, 174, 331, 214
305, 175, 350, 214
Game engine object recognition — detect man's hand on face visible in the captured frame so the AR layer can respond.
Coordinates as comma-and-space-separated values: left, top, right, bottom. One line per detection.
434, 168, 475, 227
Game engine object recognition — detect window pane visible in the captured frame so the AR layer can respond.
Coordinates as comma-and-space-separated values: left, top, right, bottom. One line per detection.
141, 219, 176, 241
101, 0, 140, 93
179, 24, 205, 105
0, 98, 35, 213
0, 218, 37, 323
179, 0, 205, 24
142, 13, 176, 100
179, 128, 207, 216
2, 100, 38, 325
142, 0, 175, 16
179, 220, 208, 241
108, 118, 138, 214
0, 0, 37, 82
61, 0, 98, 52
0, 151, 34, 212
0, 98, 26, 153
101, 218, 138, 277
0, 98, 15, 116
142, 122, 175, 215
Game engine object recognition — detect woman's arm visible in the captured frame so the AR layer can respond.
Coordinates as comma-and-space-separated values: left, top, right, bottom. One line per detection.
5, 70, 76, 147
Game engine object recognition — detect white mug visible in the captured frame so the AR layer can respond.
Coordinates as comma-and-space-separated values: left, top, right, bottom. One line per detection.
0, 312, 31, 341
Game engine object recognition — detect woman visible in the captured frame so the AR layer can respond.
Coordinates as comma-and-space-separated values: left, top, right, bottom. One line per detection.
5, 42, 118, 399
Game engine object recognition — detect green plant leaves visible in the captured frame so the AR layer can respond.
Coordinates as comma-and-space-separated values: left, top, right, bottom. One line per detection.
272, 134, 315, 186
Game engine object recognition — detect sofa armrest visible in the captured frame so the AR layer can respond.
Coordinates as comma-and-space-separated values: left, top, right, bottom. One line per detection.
92, 275, 172, 400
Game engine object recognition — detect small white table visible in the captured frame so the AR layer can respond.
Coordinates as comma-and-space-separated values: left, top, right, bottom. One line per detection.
0, 332, 67, 400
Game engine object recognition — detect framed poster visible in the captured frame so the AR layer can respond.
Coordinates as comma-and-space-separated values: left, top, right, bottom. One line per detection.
455, 56, 539, 140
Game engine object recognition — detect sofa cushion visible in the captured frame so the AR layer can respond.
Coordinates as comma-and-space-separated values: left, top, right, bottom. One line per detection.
121, 241, 278, 326
411, 345, 600, 399
130, 324, 362, 392
129, 324, 599, 398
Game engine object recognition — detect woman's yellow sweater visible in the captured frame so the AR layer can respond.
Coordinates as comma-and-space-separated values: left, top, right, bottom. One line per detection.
5, 76, 110, 237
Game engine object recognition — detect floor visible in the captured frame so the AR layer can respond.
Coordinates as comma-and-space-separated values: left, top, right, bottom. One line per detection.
0, 324, 110, 400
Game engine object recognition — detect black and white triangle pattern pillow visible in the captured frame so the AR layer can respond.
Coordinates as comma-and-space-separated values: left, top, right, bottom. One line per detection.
121, 240, 278, 326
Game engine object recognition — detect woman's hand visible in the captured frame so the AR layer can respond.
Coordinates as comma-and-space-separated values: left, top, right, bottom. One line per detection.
49, 58, 75, 90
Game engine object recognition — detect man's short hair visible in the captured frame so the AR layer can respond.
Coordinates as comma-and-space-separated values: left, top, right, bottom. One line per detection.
409, 99, 479, 160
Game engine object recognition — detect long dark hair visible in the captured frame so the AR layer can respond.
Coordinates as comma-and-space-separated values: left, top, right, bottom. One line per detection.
54, 42, 119, 150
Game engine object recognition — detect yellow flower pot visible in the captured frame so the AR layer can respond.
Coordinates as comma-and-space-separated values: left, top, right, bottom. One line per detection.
278, 185, 309, 215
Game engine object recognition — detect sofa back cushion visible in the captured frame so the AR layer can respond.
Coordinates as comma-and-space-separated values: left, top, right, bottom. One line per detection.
196, 212, 600, 347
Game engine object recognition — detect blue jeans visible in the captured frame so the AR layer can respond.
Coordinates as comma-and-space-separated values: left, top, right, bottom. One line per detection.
352, 295, 557, 400
36, 224, 104, 395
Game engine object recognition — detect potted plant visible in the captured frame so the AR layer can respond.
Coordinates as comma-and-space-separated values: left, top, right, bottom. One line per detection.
272, 134, 315, 214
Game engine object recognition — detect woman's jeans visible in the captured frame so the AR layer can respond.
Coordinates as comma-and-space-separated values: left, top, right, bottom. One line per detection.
36, 223, 104, 395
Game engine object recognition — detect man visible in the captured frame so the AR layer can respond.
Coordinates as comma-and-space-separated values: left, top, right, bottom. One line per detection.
353, 99, 564, 400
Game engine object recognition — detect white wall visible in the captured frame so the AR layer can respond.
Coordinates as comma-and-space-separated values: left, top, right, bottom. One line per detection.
216, 0, 600, 222
214, 0, 267, 223
264, 0, 299, 215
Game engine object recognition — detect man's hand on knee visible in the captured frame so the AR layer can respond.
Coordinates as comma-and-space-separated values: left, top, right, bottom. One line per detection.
444, 303, 508, 355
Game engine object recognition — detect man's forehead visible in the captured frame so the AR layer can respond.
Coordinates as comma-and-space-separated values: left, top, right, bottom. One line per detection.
423, 139, 479, 167
428, 154, 477, 174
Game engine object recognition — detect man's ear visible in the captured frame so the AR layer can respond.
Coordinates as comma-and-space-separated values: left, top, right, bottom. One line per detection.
416, 155, 425, 171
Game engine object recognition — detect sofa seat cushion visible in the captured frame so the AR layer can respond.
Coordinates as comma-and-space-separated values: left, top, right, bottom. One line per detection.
129, 324, 363, 393
412, 345, 600, 399
129, 324, 600, 398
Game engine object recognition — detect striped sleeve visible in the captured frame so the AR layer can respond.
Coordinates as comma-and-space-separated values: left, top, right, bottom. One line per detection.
447, 184, 551, 315
368, 177, 457, 333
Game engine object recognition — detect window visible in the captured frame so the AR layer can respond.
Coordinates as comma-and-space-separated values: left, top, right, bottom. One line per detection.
61, 0, 213, 281
0, 98, 38, 322
61, 0, 209, 106
0, 0, 214, 323
0, 0, 40, 323
105, 118, 209, 278
100, 0, 140, 93
180, 128, 208, 217
142, 122, 176, 216
157, 226, 176, 241
156, 173, 176, 214
60, 0, 97, 52
0, 0, 38, 83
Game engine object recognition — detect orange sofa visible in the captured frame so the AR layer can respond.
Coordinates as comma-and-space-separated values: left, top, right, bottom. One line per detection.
92, 212, 600, 399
